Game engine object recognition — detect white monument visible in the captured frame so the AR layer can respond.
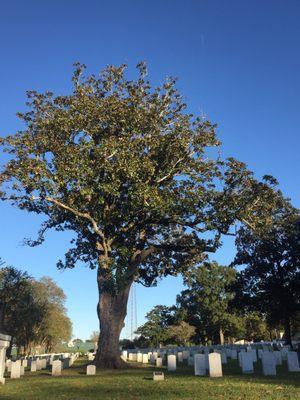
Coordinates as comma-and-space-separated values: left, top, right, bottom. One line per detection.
0, 333, 11, 384
86, 365, 96, 375
240, 352, 254, 373
156, 357, 163, 367
10, 360, 21, 379
167, 355, 176, 371
208, 353, 222, 377
52, 360, 62, 376
287, 352, 300, 372
194, 354, 206, 376
262, 352, 276, 376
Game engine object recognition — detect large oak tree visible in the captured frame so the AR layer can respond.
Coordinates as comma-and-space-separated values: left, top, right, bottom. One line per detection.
0, 63, 280, 367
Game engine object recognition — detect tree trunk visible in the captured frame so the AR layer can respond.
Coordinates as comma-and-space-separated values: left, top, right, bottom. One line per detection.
94, 280, 132, 369
219, 328, 224, 345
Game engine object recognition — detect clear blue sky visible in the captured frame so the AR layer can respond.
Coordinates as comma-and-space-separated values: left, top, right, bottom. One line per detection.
0, 0, 299, 340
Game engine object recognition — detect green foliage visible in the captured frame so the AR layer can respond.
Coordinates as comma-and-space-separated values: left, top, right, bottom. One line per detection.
177, 262, 238, 343
0, 265, 44, 352
135, 305, 175, 346
119, 339, 135, 349
243, 312, 271, 342
168, 321, 195, 345
0, 263, 71, 354
33, 277, 72, 352
233, 200, 300, 344
0, 63, 282, 294
0, 63, 286, 364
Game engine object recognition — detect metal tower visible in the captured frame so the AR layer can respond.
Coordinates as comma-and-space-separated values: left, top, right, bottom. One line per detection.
127, 283, 137, 341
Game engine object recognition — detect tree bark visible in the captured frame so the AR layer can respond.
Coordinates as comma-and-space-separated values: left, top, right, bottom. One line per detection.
94, 279, 132, 369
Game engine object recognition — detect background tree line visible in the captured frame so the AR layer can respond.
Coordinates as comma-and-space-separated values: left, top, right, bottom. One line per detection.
0, 260, 72, 356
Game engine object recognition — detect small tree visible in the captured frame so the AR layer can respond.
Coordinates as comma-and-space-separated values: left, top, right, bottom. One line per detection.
168, 321, 195, 345
33, 277, 72, 352
0, 62, 281, 367
136, 305, 174, 346
0, 266, 45, 355
177, 262, 237, 344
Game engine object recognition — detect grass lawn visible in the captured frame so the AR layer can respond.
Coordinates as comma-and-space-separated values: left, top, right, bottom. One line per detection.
1, 357, 299, 400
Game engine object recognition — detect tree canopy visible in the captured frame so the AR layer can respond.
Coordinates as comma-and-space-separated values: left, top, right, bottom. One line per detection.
176, 262, 237, 344
0, 262, 72, 354
0, 62, 283, 366
0, 63, 281, 289
233, 200, 300, 345
135, 305, 175, 346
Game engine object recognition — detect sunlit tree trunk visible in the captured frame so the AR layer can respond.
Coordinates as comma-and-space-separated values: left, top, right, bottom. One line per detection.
94, 269, 132, 368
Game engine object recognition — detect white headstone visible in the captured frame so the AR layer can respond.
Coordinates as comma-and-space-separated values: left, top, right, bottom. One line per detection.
240, 352, 254, 373
86, 365, 96, 375
10, 360, 21, 379
0, 333, 11, 384
52, 360, 62, 376
208, 353, 222, 377
262, 352, 276, 376
153, 371, 164, 381
177, 352, 183, 363
194, 354, 206, 376
280, 348, 288, 360
31, 360, 37, 372
287, 352, 300, 372
137, 353, 143, 363
188, 355, 194, 366
167, 355, 176, 371
36, 359, 42, 370
6, 359, 12, 372
273, 351, 282, 366
149, 354, 155, 364
231, 349, 238, 359
142, 353, 148, 364
156, 357, 162, 367
221, 352, 227, 364
249, 349, 257, 363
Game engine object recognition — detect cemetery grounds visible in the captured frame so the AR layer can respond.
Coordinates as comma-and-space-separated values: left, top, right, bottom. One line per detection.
1, 356, 299, 400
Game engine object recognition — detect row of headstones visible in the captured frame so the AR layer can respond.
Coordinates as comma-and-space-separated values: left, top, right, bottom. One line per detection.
6, 353, 79, 379
123, 345, 300, 377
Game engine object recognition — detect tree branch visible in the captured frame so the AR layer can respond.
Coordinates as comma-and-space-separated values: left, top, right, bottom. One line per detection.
46, 197, 105, 240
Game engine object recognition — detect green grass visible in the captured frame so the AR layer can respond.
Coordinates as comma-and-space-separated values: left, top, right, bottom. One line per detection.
1, 357, 299, 400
